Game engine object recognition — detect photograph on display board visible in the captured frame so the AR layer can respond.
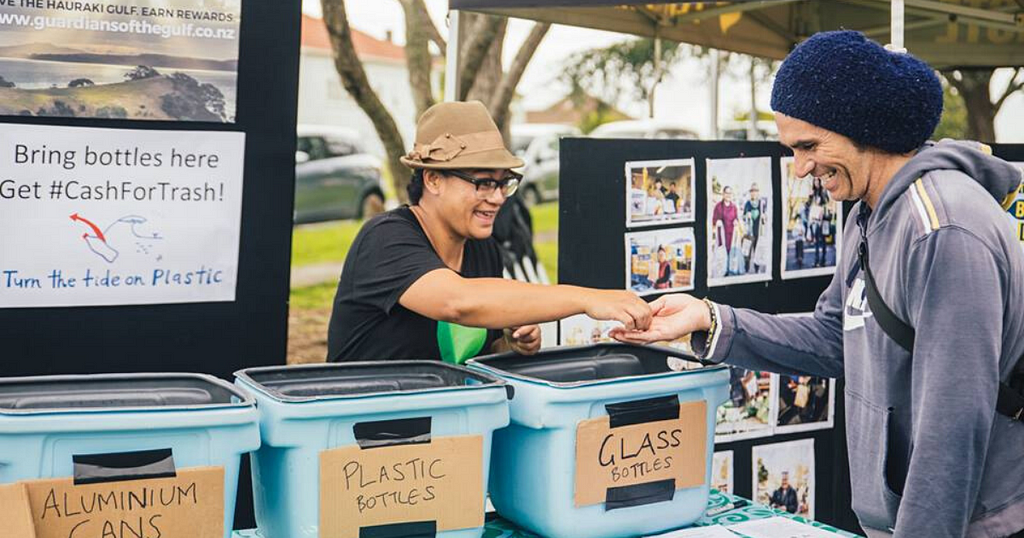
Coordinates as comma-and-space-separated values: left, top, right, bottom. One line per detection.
559, 313, 698, 365
1008, 163, 1024, 250
780, 157, 842, 279
712, 450, 734, 495
772, 374, 835, 434
0, 0, 241, 122
625, 227, 696, 296
752, 439, 815, 520
715, 368, 774, 442
706, 157, 773, 286
625, 159, 696, 228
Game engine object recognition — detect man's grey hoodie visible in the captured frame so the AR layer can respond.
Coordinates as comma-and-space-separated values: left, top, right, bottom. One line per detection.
700, 141, 1024, 537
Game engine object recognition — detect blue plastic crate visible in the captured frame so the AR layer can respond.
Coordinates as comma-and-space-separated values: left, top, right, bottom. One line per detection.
469, 344, 729, 538
0, 373, 260, 538
234, 361, 511, 538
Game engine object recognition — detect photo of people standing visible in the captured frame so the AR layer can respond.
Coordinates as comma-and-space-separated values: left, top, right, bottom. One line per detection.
774, 375, 834, 433
626, 159, 695, 227
707, 157, 773, 285
626, 228, 695, 295
780, 156, 842, 279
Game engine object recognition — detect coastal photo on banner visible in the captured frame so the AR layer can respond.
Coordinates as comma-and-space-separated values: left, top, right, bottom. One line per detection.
0, 123, 245, 307
0, 0, 241, 122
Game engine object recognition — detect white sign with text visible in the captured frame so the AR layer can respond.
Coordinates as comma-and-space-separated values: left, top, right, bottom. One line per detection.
0, 123, 245, 307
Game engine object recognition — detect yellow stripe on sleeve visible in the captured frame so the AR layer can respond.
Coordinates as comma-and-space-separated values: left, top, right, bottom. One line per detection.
914, 178, 940, 231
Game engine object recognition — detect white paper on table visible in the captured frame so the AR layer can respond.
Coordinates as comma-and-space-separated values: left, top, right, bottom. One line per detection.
644, 525, 739, 538
724, 517, 838, 538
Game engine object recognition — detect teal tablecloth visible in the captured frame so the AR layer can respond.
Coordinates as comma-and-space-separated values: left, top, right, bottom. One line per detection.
479, 491, 861, 538
232, 490, 861, 538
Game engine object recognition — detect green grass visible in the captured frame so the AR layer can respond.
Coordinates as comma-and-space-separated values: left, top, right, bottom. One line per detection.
290, 281, 339, 309
291, 219, 365, 267
530, 202, 559, 235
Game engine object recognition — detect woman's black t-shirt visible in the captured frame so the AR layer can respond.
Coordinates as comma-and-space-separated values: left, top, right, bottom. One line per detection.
326, 206, 503, 362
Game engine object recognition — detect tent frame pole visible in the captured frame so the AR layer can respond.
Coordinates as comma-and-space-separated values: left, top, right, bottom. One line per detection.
445, 9, 462, 102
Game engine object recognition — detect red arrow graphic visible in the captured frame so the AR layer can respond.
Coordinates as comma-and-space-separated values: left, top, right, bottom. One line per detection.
70, 213, 106, 242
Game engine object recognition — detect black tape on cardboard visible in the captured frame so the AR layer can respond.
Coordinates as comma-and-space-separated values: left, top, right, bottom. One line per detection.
605, 395, 680, 428
354, 417, 432, 449
359, 520, 437, 538
604, 479, 676, 511
73, 448, 176, 485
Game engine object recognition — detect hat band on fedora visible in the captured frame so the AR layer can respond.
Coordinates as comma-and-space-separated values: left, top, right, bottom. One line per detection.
407, 130, 506, 164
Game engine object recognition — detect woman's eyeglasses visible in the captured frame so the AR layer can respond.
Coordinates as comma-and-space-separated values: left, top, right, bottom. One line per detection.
444, 169, 521, 199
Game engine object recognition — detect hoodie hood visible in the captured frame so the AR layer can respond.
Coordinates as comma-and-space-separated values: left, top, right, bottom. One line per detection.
874, 140, 1023, 222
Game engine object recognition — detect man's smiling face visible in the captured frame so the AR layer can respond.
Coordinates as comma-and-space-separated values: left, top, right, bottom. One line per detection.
776, 113, 868, 202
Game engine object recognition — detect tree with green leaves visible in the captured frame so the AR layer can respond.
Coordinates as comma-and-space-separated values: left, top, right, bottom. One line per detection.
939, 67, 1023, 143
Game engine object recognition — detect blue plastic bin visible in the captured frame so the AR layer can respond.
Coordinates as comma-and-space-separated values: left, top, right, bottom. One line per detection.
0, 373, 261, 538
468, 344, 729, 538
234, 361, 511, 538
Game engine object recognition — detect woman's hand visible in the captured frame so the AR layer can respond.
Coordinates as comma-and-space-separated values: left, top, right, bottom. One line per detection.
610, 294, 711, 344
505, 325, 541, 355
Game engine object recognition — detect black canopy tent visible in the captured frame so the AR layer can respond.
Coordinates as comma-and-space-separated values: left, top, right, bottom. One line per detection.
447, 0, 1024, 68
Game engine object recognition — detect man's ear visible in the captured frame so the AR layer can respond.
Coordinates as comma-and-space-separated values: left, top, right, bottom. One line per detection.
423, 169, 444, 196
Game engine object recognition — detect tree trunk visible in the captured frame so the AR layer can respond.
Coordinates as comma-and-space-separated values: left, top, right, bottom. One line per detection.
946, 68, 998, 143
321, 0, 410, 203
489, 22, 550, 131
413, 0, 446, 54
458, 13, 503, 100
399, 0, 434, 117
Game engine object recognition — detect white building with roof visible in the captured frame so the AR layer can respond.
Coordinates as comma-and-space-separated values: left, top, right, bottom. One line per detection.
298, 15, 419, 156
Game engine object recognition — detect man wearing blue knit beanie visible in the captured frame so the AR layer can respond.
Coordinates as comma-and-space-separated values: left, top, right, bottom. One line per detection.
615, 30, 1024, 538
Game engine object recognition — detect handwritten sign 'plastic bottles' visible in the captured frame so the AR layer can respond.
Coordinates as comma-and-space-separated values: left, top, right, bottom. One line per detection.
320, 435, 485, 537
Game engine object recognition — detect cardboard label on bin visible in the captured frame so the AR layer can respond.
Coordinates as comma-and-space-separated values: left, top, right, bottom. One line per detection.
23, 466, 224, 538
320, 435, 484, 537
0, 482, 37, 538
574, 400, 707, 507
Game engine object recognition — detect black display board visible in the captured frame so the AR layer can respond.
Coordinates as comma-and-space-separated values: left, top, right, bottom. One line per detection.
0, 0, 301, 529
559, 137, 854, 531
559, 138, 1024, 533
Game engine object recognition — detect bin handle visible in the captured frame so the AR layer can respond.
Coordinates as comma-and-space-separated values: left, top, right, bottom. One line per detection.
605, 395, 679, 428
354, 417, 431, 449
73, 448, 176, 486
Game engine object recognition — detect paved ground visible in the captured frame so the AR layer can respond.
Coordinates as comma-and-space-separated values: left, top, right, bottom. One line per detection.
290, 262, 342, 288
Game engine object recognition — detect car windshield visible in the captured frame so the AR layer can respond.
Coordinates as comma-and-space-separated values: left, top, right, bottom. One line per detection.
324, 136, 359, 158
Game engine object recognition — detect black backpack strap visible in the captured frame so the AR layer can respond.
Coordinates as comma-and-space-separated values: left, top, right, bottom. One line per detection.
997, 382, 1024, 422
857, 204, 1024, 422
856, 206, 915, 354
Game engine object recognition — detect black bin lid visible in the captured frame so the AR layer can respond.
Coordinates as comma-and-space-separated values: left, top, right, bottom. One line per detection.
235, 361, 507, 402
473, 343, 708, 384
0, 373, 250, 413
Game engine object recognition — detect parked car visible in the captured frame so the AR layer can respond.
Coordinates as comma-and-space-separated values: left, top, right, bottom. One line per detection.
589, 119, 700, 140
720, 120, 778, 141
294, 125, 386, 224
510, 124, 581, 205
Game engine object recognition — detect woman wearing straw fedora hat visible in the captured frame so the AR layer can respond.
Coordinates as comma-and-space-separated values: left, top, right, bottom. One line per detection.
327, 101, 652, 364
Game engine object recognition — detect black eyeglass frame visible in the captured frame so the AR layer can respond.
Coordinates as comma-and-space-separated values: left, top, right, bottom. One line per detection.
442, 169, 522, 199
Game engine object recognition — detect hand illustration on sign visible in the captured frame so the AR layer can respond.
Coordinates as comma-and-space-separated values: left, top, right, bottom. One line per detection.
70, 213, 163, 263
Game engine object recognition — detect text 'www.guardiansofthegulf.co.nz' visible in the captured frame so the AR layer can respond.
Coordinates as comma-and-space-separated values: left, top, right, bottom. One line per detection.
0, 11, 236, 40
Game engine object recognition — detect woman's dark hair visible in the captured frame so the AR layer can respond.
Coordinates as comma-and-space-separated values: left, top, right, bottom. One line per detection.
408, 169, 425, 205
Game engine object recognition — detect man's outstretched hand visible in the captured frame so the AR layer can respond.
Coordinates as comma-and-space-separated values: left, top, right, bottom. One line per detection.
610, 293, 712, 344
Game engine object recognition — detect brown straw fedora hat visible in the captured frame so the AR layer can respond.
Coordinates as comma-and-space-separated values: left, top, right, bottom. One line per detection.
400, 101, 524, 170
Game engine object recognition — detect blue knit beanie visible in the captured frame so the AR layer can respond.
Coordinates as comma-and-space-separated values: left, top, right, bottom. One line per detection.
770, 30, 943, 154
